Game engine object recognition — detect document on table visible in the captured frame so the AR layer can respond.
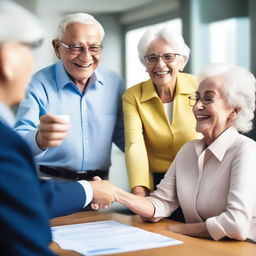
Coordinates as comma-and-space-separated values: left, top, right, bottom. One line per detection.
52, 220, 183, 256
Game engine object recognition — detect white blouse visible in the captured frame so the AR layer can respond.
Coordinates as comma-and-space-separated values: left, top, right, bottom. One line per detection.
148, 127, 256, 242
163, 102, 173, 124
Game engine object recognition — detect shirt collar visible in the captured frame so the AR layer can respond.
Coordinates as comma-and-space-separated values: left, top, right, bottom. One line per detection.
88, 68, 104, 89
0, 101, 15, 127
140, 72, 196, 103
141, 79, 159, 102
194, 127, 239, 161
55, 60, 104, 91
55, 60, 74, 90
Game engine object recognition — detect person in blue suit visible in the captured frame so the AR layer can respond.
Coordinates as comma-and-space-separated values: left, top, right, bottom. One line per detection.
0, 2, 115, 255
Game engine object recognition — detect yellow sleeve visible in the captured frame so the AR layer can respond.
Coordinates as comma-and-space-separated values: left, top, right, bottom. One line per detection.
122, 92, 151, 190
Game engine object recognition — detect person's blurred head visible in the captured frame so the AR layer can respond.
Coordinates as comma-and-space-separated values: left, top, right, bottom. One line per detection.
0, 1, 43, 106
190, 63, 256, 143
52, 13, 104, 88
137, 26, 190, 88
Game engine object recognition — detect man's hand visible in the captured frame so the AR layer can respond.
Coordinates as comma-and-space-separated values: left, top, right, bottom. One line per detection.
89, 176, 116, 210
36, 114, 69, 150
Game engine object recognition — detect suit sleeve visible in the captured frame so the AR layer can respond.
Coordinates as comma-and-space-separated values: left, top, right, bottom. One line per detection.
0, 124, 56, 256
40, 179, 86, 218
122, 91, 150, 190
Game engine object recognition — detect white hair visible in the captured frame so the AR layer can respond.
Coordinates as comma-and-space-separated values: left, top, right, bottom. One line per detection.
198, 63, 256, 133
137, 26, 190, 69
56, 13, 105, 40
0, 1, 44, 44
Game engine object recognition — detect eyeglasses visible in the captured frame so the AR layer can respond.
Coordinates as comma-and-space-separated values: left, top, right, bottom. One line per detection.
144, 53, 181, 65
59, 41, 103, 55
188, 94, 223, 106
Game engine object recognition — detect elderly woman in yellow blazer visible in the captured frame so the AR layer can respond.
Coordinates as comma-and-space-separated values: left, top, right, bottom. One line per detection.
123, 26, 200, 212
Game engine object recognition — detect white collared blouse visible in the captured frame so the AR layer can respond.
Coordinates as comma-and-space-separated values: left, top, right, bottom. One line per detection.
149, 127, 256, 242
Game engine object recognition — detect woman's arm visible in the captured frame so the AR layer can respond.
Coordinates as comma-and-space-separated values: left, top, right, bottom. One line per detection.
115, 186, 161, 222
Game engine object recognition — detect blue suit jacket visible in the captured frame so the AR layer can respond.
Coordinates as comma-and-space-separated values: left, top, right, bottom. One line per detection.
0, 121, 86, 255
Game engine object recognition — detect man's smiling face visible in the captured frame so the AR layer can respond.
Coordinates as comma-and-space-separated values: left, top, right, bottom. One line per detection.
54, 23, 102, 88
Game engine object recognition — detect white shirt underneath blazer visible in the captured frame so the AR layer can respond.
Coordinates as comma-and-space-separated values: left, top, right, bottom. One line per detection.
149, 127, 256, 242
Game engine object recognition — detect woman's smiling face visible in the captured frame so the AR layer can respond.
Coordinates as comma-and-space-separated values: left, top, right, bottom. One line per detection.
193, 76, 236, 144
145, 38, 184, 88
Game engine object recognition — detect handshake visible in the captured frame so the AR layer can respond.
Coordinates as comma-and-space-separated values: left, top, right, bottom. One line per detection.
89, 177, 118, 210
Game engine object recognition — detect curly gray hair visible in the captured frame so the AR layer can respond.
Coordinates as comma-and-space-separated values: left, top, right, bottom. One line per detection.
198, 63, 256, 133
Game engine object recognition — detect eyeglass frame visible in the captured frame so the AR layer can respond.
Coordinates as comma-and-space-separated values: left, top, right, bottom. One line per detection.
144, 53, 182, 65
59, 40, 103, 55
188, 93, 224, 106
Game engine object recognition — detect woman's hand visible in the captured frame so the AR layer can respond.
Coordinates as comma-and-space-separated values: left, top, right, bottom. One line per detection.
168, 222, 211, 238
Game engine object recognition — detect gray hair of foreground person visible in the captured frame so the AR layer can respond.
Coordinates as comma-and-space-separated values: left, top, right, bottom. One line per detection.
137, 26, 190, 69
55, 12, 105, 40
0, 1, 43, 45
198, 63, 256, 133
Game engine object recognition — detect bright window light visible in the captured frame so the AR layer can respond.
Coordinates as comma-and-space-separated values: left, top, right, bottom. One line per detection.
209, 17, 249, 69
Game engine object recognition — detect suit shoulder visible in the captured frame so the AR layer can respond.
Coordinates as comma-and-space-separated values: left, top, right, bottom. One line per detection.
0, 123, 32, 156
179, 72, 197, 84
123, 80, 149, 98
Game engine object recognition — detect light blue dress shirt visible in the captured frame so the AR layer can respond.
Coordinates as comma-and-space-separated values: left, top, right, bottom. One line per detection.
14, 60, 125, 172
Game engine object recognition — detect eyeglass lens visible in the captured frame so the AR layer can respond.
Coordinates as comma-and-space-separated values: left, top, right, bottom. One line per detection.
60, 41, 102, 55
145, 53, 177, 64
189, 94, 215, 106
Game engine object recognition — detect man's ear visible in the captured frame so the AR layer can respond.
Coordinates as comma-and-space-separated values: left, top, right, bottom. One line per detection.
0, 43, 14, 82
52, 39, 61, 59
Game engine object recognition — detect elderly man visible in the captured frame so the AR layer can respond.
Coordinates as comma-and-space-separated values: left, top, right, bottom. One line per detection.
14, 12, 124, 180
0, 2, 115, 255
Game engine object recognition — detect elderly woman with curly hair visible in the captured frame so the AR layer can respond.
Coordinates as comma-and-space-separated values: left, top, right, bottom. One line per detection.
123, 25, 200, 202
108, 63, 256, 242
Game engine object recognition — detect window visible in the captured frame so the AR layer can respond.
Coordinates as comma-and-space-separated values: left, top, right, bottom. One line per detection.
209, 17, 250, 69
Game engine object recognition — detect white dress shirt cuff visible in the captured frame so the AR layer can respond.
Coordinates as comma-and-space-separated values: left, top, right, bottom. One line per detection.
206, 217, 227, 241
77, 180, 93, 208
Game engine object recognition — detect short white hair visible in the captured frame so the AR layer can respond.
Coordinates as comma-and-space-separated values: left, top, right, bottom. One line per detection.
198, 63, 256, 133
0, 1, 44, 45
137, 26, 190, 69
56, 13, 105, 40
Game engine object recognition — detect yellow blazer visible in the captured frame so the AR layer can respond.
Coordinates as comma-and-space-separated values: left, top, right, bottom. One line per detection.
122, 72, 200, 189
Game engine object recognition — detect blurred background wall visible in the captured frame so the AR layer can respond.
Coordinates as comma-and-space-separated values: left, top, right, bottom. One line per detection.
10, 0, 256, 209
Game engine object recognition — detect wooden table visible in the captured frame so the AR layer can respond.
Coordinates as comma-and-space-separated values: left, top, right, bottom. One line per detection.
51, 211, 256, 256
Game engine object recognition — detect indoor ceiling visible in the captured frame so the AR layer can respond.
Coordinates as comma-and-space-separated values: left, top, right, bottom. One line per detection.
36, 0, 162, 14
